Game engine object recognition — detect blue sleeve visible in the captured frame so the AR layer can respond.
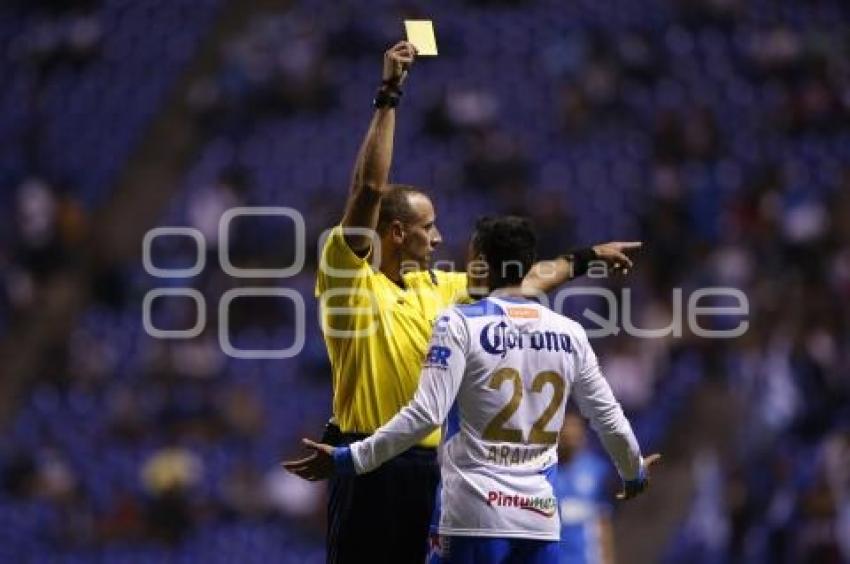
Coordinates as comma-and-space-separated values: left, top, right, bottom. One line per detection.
624, 463, 647, 487
333, 446, 356, 476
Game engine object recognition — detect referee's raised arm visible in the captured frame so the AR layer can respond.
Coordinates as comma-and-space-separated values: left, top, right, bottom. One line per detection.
341, 41, 417, 255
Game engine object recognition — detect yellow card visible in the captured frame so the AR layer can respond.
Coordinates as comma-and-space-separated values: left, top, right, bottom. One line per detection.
404, 20, 438, 56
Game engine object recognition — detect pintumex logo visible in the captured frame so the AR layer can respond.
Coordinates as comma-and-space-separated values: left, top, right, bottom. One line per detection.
486, 490, 557, 517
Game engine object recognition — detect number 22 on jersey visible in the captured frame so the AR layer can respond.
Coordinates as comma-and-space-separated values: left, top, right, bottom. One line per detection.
482, 368, 567, 445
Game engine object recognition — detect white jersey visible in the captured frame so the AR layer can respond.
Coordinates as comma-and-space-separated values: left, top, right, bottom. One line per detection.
349, 296, 643, 541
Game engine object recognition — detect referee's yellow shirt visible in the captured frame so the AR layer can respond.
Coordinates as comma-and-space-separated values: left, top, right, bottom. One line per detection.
316, 226, 468, 448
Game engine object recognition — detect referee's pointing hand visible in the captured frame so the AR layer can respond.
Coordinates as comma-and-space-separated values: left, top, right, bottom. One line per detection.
282, 438, 336, 481
592, 241, 642, 276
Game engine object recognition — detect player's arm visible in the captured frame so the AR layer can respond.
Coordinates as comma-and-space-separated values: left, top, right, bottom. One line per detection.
521, 242, 642, 295
340, 41, 416, 255
283, 309, 468, 480
345, 313, 467, 474
570, 328, 660, 498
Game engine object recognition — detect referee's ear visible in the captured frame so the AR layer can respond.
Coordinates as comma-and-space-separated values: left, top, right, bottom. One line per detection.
390, 219, 405, 244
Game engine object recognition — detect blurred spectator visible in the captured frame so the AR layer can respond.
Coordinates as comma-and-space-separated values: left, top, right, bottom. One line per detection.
220, 385, 265, 439
556, 412, 616, 564
98, 490, 145, 542
141, 446, 202, 544
599, 337, 657, 412
265, 465, 325, 532
106, 386, 147, 443
683, 451, 729, 563
35, 448, 77, 504
424, 87, 499, 138
2, 453, 38, 498
220, 462, 268, 519
189, 13, 335, 132
187, 173, 244, 251
141, 447, 203, 495
463, 129, 532, 194
15, 178, 62, 280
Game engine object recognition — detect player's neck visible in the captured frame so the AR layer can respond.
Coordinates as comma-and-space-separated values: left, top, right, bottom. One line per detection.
490, 285, 526, 299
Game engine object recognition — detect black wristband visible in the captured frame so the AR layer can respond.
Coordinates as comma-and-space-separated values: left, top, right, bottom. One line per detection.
321, 420, 342, 447
373, 86, 402, 108
565, 247, 597, 278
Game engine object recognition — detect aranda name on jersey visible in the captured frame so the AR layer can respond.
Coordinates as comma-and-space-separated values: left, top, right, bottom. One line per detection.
479, 321, 573, 358
486, 444, 548, 467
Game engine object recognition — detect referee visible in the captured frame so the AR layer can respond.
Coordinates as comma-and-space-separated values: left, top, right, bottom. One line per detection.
289, 41, 641, 564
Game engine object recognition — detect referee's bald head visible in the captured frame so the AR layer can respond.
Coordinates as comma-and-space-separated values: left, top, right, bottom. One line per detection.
376, 184, 430, 235
376, 184, 442, 269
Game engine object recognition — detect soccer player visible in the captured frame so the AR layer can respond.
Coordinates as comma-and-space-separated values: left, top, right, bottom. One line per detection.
297, 41, 642, 563
556, 411, 616, 564
286, 216, 660, 564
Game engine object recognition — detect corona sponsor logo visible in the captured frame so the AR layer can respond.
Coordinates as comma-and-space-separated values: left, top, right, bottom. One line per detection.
479, 321, 572, 357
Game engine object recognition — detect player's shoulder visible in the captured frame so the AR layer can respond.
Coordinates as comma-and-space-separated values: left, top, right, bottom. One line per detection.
440, 298, 508, 340
450, 296, 588, 331
550, 311, 587, 336
453, 297, 506, 319
452, 296, 581, 326
455, 295, 558, 318
525, 301, 585, 335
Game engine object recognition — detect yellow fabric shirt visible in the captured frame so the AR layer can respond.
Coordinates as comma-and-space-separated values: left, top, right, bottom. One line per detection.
315, 226, 468, 448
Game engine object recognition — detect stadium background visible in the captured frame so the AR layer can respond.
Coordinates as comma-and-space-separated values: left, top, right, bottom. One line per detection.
0, 0, 849, 562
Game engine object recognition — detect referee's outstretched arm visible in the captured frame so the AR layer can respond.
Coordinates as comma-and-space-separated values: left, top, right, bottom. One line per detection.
341, 41, 417, 255
521, 242, 644, 295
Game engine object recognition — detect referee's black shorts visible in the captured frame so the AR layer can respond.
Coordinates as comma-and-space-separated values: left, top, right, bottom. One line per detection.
323, 424, 439, 564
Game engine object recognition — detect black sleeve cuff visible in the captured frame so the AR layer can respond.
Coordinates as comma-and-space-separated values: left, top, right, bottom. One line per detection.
564, 247, 597, 278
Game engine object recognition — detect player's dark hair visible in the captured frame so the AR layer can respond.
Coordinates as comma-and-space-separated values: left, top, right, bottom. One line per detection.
376, 184, 429, 236
471, 216, 537, 290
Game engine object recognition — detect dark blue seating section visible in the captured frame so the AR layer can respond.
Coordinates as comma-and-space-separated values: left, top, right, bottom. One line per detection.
2, 0, 850, 561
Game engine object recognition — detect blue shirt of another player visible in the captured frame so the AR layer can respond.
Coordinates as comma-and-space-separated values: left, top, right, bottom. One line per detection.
556, 451, 611, 564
